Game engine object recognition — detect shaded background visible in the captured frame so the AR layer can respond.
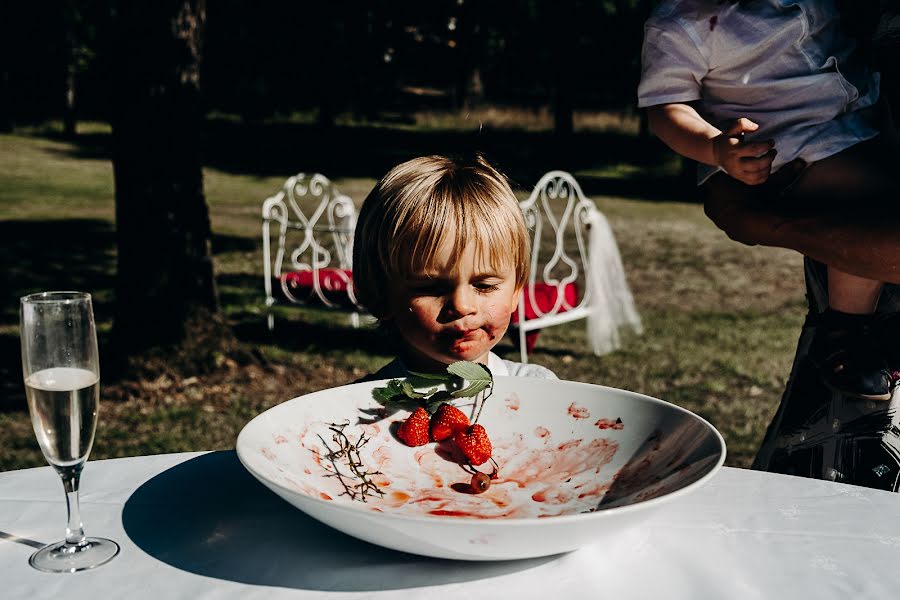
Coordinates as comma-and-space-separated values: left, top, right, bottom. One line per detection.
1, 1, 651, 134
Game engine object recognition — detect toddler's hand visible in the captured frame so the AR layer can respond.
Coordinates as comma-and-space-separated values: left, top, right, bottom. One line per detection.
712, 118, 776, 186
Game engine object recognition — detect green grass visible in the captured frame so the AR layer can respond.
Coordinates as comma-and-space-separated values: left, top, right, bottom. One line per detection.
0, 115, 808, 471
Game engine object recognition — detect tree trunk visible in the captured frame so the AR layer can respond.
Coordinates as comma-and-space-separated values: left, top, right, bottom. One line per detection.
63, 59, 77, 138
316, 6, 339, 130
553, 73, 574, 138
0, 69, 12, 134
63, 0, 78, 138
110, 0, 219, 357
550, 0, 575, 139
0, 2, 14, 134
455, 0, 485, 111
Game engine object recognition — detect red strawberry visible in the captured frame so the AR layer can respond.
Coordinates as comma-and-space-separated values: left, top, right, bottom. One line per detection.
430, 403, 470, 442
453, 424, 493, 466
397, 407, 431, 447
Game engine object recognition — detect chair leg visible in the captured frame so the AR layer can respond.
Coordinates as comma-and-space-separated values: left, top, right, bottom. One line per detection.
350, 312, 360, 329
267, 313, 275, 332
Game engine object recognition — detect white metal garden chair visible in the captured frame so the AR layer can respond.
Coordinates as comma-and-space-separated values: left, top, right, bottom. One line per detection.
261, 173, 364, 330
515, 170, 643, 363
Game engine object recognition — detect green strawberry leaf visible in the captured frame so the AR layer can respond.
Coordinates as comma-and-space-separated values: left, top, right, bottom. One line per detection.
447, 361, 492, 383
371, 361, 494, 412
424, 390, 454, 413
451, 379, 491, 398
400, 381, 436, 399
446, 361, 492, 398
372, 380, 404, 403
404, 373, 447, 390
407, 370, 454, 382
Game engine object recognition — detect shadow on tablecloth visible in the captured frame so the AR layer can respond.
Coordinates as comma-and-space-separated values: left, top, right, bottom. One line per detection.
122, 451, 558, 591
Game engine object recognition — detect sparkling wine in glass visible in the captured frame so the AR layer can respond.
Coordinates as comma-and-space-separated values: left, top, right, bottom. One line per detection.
20, 291, 119, 573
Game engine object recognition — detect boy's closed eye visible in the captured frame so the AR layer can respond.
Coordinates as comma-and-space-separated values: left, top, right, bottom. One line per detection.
473, 280, 502, 293
405, 276, 504, 295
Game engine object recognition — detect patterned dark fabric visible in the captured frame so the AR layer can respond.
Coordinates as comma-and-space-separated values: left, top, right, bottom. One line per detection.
753, 259, 900, 491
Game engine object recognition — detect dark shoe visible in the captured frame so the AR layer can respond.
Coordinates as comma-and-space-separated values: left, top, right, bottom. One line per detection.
808, 309, 893, 401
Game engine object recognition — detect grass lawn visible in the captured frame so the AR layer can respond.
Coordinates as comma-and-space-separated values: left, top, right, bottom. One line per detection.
0, 113, 808, 471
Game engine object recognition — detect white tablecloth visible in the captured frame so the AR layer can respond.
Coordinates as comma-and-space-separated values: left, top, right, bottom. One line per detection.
2, 451, 899, 599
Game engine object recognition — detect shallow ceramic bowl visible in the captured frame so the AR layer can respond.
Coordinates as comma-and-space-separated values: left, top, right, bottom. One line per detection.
236, 376, 725, 561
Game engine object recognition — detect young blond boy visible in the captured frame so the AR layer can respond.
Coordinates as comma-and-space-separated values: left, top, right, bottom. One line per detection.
353, 154, 557, 380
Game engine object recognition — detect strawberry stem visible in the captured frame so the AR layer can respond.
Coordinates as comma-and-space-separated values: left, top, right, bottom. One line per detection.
472, 385, 492, 424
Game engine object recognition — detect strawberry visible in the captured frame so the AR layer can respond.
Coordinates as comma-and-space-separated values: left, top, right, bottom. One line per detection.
453, 424, 493, 466
429, 403, 470, 442
397, 407, 431, 447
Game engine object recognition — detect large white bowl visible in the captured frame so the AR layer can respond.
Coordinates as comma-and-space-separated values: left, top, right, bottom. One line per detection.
236, 376, 725, 561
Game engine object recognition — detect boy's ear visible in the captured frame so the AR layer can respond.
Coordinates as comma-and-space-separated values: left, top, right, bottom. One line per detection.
510, 285, 524, 313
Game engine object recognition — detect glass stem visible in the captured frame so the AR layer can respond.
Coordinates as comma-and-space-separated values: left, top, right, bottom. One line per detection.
59, 465, 87, 547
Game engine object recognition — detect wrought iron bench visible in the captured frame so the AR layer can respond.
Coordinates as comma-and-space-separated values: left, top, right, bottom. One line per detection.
261, 173, 364, 330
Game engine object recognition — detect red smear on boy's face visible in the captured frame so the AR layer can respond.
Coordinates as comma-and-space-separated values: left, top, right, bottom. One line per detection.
386, 240, 521, 372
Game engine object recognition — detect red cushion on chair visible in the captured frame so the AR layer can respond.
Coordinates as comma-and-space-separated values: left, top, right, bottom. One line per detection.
282, 269, 352, 291
510, 282, 578, 353
278, 269, 355, 306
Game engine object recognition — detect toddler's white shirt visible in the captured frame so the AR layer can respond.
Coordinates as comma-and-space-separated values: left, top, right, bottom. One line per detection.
638, 0, 880, 184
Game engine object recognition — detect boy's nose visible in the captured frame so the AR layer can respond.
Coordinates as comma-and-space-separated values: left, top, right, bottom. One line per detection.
447, 286, 477, 317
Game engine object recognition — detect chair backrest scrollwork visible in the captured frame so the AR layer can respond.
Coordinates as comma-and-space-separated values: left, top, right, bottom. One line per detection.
516, 170, 642, 363
519, 170, 595, 321
262, 173, 361, 311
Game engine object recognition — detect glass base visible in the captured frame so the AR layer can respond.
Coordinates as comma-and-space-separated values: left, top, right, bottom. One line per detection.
29, 537, 120, 573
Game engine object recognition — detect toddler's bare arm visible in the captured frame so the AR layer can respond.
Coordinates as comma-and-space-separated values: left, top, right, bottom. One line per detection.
646, 104, 777, 185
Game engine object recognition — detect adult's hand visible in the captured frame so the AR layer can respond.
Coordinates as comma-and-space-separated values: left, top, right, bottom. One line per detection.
712, 119, 777, 185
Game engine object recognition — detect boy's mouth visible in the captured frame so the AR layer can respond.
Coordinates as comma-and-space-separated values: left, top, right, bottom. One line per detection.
445, 325, 501, 353
445, 328, 482, 352
451, 326, 493, 341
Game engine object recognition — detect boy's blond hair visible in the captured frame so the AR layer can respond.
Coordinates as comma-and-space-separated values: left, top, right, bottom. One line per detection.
353, 154, 529, 318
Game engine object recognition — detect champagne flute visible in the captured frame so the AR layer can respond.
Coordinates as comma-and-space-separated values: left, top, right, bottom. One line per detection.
20, 291, 119, 573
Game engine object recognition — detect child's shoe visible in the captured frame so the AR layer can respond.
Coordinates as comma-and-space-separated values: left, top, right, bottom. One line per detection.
808, 309, 893, 401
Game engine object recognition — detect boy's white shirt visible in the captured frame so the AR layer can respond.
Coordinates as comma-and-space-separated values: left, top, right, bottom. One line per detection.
638, 0, 880, 184
362, 352, 558, 382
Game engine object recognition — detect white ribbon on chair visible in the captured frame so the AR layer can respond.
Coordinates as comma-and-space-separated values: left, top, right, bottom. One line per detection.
585, 207, 643, 355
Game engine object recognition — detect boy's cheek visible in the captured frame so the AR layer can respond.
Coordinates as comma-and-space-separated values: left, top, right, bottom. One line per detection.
487, 300, 516, 326
404, 301, 443, 329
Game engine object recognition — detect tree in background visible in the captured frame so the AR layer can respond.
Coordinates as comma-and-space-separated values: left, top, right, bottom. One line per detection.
548, 0, 576, 138
110, 0, 221, 362
61, 0, 100, 138
4, 1, 660, 130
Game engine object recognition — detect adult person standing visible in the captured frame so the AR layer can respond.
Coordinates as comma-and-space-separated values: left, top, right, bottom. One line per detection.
639, 0, 900, 489
745, 2, 900, 490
